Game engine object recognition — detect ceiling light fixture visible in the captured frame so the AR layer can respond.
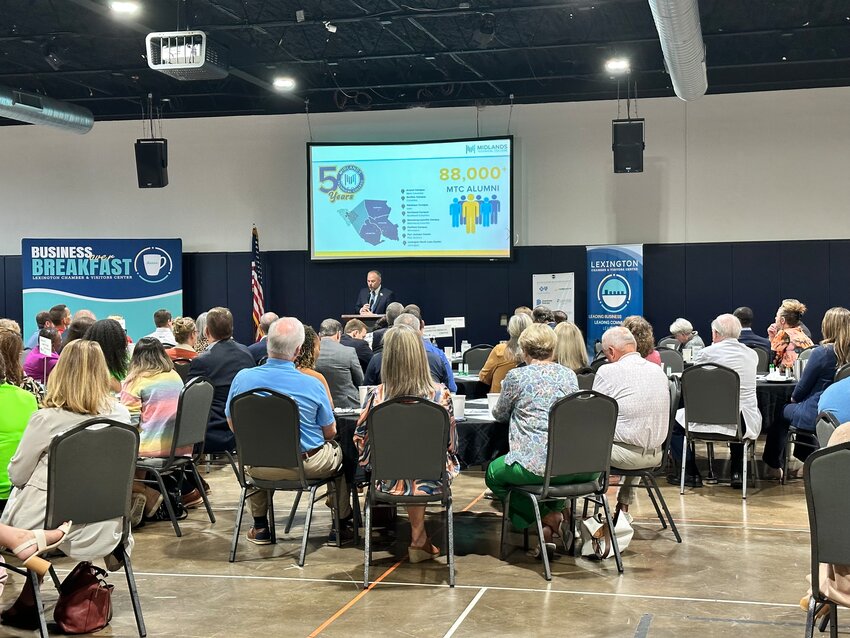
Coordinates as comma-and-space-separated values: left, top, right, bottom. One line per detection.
109, 1, 140, 15
604, 57, 631, 74
324, 21, 337, 34
472, 13, 496, 47
273, 76, 296, 90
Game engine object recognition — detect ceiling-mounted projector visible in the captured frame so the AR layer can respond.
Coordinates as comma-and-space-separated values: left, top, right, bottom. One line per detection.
145, 31, 229, 80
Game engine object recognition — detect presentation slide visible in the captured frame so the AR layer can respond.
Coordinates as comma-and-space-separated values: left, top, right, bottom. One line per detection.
309, 137, 512, 260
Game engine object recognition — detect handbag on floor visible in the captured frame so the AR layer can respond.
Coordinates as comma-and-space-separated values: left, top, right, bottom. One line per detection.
580, 512, 634, 559
53, 561, 114, 634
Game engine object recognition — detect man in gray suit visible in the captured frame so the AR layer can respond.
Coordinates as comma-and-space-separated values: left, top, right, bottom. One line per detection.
316, 318, 364, 408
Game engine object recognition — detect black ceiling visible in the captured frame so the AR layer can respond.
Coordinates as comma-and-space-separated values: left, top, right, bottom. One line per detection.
1, 0, 848, 122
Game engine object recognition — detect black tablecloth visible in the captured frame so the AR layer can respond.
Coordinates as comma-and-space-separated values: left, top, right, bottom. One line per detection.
455, 377, 489, 399
756, 380, 795, 433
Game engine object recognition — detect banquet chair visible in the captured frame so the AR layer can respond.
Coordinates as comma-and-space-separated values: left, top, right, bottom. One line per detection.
834, 363, 850, 382
172, 358, 192, 382
462, 345, 493, 374
229, 389, 345, 566
658, 348, 684, 374
816, 412, 840, 449
657, 336, 678, 349
590, 356, 608, 372
798, 346, 816, 363
135, 377, 216, 536
680, 364, 758, 499
750, 346, 770, 374
611, 379, 682, 542
575, 368, 595, 391
803, 441, 850, 638
499, 391, 621, 580
46, 419, 146, 636
363, 396, 454, 587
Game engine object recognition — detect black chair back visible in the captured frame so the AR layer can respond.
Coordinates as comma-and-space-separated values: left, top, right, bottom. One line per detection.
368, 396, 449, 486
835, 363, 850, 382
657, 336, 678, 349
805, 442, 850, 594
173, 377, 215, 452
462, 345, 494, 373
589, 356, 608, 372
172, 358, 192, 382
658, 348, 684, 374
541, 391, 618, 496
576, 370, 595, 391
816, 411, 840, 449
750, 346, 769, 374
46, 419, 139, 530
681, 363, 741, 433
230, 389, 306, 487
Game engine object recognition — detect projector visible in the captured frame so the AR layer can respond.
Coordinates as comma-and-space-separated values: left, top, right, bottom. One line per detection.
145, 31, 229, 80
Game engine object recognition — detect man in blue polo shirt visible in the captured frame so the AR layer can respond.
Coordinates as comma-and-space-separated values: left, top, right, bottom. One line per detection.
225, 317, 351, 545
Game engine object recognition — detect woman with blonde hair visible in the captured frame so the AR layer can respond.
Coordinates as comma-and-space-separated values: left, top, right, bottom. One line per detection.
165, 317, 198, 361
480, 313, 532, 392
622, 316, 662, 365
554, 321, 590, 371
768, 298, 814, 369
764, 307, 850, 479
354, 325, 458, 562
295, 325, 334, 408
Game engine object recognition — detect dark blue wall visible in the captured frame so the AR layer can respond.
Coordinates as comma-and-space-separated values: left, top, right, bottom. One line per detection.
3, 240, 849, 346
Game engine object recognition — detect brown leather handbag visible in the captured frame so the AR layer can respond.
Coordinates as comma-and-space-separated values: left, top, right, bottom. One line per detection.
53, 561, 114, 634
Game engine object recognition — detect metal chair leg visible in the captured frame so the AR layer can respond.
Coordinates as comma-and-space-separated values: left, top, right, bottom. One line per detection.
150, 469, 182, 537
351, 484, 361, 545
499, 491, 512, 560
527, 493, 550, 581
363, 496, 372, 588
742, 441, 749, 500
680, 436, 689, 494
268, 494, 277, 544
285, 491, 302, 534
642, 474, 666, 528
829, 603, 838, 638
48, 564, 61, 589
27, 568, 49, 638
601, 494, 624, 573
331, 482, 341, 548
649, 474, 682, 543
189, 461, 216, 523
706, 442, 716, 481
229, 486, 247, 562
447, 497, 455, 588
121, 547, 147, 637
298, 486, 318, 567
782, 429, 793, 485
805, 596, 817, 638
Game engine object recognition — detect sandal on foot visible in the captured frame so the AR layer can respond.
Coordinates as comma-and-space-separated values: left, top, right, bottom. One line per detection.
11, 521, 72, 576
408, 543, 440, 563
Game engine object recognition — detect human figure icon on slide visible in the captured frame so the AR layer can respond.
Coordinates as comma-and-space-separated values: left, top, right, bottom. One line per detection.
480, 196, 492, 227
462, 194, 479, 234
490, 194, 500, 225
449, 197, 462, 228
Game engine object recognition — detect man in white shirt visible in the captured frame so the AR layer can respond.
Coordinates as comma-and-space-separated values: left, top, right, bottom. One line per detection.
593, 327, 670, 517
145, 309, 177, 347
672, 313, 761, 489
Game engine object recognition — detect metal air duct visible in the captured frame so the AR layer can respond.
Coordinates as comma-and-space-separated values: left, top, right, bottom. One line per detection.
647, 0, 707, 101
0, 86, 94, 134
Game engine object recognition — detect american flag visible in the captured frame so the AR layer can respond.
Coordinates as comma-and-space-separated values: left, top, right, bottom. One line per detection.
251, 226, 265, 342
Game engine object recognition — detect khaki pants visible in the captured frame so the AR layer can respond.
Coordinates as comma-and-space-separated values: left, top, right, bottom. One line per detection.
247, 440, 351, 519
610, 443, 663, 505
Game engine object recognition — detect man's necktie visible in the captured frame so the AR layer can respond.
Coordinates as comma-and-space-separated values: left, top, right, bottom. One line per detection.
369, 291, 376, 312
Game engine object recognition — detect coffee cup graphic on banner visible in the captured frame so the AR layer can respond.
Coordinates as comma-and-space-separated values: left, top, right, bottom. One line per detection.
143, 254, 167, 277
134, 246, 173, 284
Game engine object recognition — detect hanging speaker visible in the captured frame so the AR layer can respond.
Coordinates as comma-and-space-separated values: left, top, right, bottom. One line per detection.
134, 138, 169, 188
612, 119, 645, 173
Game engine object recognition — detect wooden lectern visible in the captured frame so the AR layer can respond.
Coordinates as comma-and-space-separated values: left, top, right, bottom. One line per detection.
341, 314, 385, 331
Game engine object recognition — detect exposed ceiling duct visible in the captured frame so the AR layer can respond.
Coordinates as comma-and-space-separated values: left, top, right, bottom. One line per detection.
0, 86, 94, 134
647, 0, 708, 101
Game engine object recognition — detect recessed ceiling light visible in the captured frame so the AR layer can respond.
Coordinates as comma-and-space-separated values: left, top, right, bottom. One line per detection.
604, 58, 630, 74
273, 76, 296, 90
109, 1, 140, 15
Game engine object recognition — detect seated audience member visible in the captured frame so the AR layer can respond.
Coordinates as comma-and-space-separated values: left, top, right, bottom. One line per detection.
121, 338, 190, 522
763, 307, 850, 479
60, 310, 96, 347
481, 313, 532, 392
48, 304, 70, 336
107, 316, 134, 350
188, 307, 255, 453
370, 302, 404, 354
622, 315, 662, 366
486, 324, 590, 557
355, 325, 459, 562
225, 317, 352, 545
315, 319, 363, 409
514, 306, 533, 319
768, 298, 814, 369
533, 305, 554, 325
341, 319, 373, 374
24, 311, 52, 350
554, 321, 590, 372
295, 325, 334, 408
247, 312, 279, 364
0, 329, 43, 403
0, 320, 20, 335
1, 340, 131, 565
165, 316, 199, 361
62, 316, 95, 350
671, 314, 761, 489
22, 328, 60, 383
406, 308, 457, 393
593, 327, 669, 517
818, 377, 850, 424
194, 312, 210, 353
553, 310, 568, 325
145, 309, 177, 348
733, 306, 771, 350
83, 319, 129, 393
0, 357, 38, 512
669, 318, 705, 352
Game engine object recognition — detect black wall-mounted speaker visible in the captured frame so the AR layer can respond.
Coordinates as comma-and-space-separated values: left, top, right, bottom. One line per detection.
612, 119, 645, 173
134, 138, 169, 188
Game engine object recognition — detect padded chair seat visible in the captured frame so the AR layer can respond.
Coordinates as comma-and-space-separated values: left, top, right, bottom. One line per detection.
511, 478, 603, 498
687, 430, 745, 443
610, 465, 658, 476
372, 489, 450, 505
137, 456, 190, 470
248, 473, 340, 491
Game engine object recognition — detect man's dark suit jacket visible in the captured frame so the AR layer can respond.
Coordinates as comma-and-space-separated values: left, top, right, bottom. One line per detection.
341, 333, 373, 373
370, 327, 388, 353
188, 339, 255, 452
364, 350, 449, 387
355, 287, 395, 314
247, 336, 268, 364
738, 328, 771, 350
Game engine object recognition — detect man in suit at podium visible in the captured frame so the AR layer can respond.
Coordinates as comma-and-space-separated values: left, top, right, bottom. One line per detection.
355, 270, 394, 315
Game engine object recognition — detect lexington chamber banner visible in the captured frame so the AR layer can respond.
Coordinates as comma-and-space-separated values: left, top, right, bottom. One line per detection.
22, 239, 183, 342
586, 244, 643, 351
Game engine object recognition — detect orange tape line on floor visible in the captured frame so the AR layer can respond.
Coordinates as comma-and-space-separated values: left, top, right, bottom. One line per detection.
461, 490, 487, 512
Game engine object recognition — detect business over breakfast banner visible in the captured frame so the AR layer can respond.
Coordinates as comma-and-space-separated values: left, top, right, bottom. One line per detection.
586, 244, 643, 351
22, 239, 182, 342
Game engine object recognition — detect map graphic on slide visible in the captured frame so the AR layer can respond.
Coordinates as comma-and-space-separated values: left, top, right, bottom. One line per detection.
339, 200, 399, 246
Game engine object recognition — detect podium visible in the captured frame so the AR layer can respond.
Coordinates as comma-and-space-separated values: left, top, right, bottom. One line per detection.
341, 314, 385, 331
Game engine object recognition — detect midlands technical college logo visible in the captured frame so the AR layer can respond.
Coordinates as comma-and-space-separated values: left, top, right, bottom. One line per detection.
134, 246, 173, 284
597, 274, 631, 312
317, 164, 365, 203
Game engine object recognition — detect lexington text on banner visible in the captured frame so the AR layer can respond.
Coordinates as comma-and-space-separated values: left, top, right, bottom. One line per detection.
586, 244, 644, 352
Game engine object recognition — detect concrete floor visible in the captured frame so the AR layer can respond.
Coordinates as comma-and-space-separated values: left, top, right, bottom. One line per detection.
0, 454, 817, 637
